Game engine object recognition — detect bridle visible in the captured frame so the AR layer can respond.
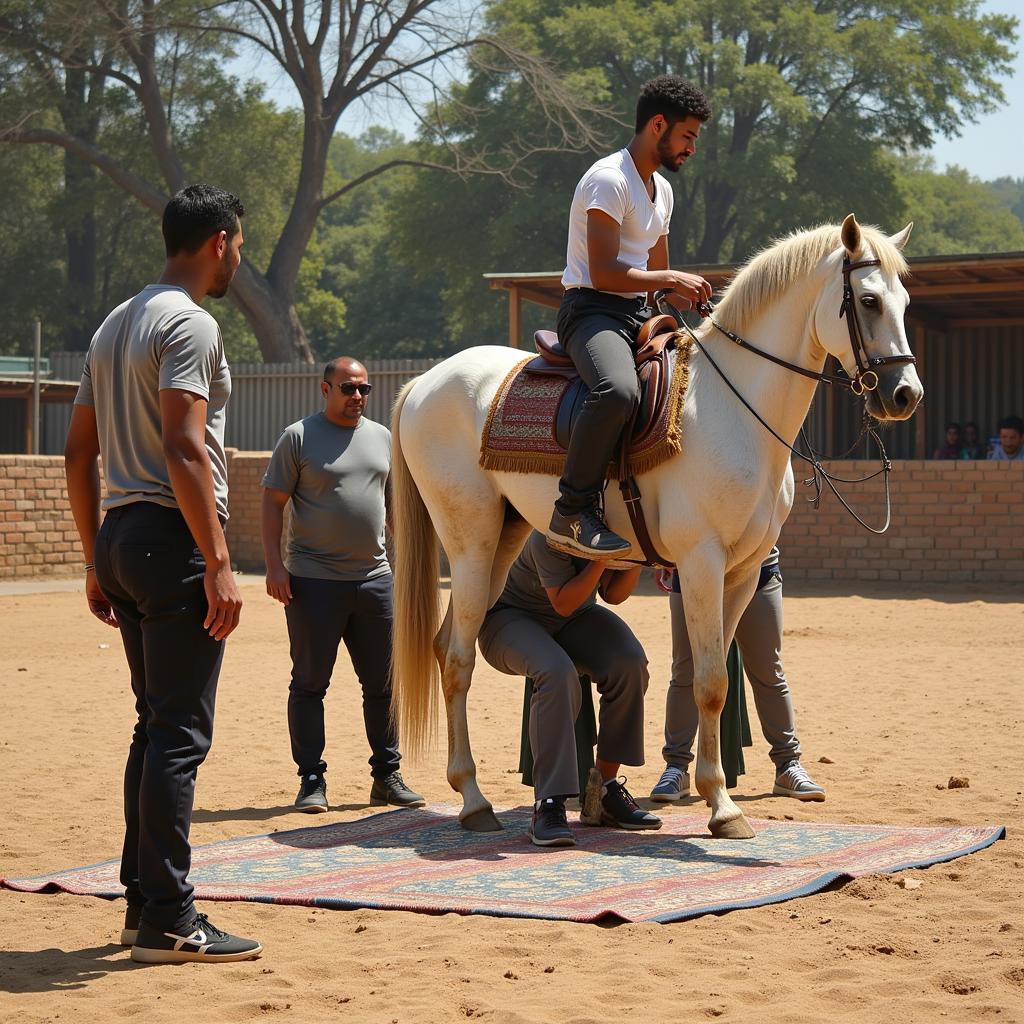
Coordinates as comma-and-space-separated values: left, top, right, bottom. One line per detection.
838, 256, 918, 394
654, 253, 917, 535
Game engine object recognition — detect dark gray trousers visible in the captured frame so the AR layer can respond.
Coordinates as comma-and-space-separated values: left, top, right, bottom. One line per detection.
556, 288, 649, 513
94, 502, 223, 932
284, 573, 400, 780
663, 574, 801, 771
478, 604, 649, 799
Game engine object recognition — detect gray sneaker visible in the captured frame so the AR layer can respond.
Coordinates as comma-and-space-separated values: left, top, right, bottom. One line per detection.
773, 761, 826, 802
370, 771, 426, 808
650, 765, 690, 802
295, 773, 329, 813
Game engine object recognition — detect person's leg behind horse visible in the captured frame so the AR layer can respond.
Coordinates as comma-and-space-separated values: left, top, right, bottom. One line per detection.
557, 604, 661, 829
650, 586, 697, 801
735, 573, 825, 801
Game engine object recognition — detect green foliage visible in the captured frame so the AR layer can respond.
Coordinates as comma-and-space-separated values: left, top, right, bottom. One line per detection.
387, 0, 1017, 341
896, 158, 1024, 256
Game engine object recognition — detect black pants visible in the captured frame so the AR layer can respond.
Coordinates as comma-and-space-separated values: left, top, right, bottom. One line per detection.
556, 287, 650, 514
94, 502, 223, 932
284, 574, 400, 780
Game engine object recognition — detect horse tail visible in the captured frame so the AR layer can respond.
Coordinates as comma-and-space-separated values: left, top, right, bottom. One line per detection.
390, 379, 441, 758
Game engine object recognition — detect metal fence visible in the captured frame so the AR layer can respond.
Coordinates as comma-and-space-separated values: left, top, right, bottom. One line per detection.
44, 353, 441, 453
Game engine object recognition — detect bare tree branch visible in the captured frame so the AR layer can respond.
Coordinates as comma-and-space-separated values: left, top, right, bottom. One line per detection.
1, 124, 168, 212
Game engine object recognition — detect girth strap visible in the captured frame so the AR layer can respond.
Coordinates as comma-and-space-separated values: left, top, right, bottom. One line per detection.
616, 409, 673, 569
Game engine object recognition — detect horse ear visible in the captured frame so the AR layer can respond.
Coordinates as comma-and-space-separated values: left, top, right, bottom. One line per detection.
889, 222, 914, 251
841, 213, 862, 256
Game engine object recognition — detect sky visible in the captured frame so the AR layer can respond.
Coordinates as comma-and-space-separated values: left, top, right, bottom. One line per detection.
926, 0, 1022, 180
232, 0, 1022, 183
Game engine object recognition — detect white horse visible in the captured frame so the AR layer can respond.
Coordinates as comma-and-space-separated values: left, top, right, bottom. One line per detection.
390, 214, 922, 837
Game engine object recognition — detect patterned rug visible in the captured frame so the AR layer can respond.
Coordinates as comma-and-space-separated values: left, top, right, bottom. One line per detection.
1, 807, 1003, 924
479, 344, 690, 478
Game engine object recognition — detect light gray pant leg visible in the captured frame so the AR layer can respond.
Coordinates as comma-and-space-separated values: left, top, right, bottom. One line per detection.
662, 590, 699, 770
734, 574, 801, 768
556, 605, 649, 768
478, 609, 582, 800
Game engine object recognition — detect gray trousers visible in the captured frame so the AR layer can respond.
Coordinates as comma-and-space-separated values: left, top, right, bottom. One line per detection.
556, 288, 648, 513
479, 604, 649, 800
663, 574, 801, 771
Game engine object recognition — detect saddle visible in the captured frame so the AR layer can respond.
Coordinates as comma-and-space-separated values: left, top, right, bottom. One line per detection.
523, 313, 680, 450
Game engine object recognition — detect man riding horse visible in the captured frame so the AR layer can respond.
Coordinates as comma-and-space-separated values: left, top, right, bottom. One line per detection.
547, 75, 714, 559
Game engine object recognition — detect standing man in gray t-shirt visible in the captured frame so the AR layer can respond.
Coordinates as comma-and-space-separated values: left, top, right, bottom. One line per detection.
261, 357, 424, 813
64, 184, 260, 963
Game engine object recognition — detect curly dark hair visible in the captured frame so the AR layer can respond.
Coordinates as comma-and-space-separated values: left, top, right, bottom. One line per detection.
635, 76, 712, 132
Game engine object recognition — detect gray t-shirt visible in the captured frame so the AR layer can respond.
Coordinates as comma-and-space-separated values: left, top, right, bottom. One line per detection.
262, 413, 391, 582
75, 284, 231, 519
487, 530, 596, 633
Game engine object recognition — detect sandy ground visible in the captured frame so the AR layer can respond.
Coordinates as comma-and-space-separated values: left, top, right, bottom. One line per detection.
1, 577, 1021, 1024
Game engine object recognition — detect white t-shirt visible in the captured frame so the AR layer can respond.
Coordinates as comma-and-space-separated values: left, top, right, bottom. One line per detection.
561, 149, 674, 298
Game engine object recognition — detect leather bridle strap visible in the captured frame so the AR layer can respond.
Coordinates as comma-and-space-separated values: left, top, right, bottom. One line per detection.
839, 256, 916, 394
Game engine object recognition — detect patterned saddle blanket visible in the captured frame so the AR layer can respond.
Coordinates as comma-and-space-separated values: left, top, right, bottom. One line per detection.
479, 330, 692, 479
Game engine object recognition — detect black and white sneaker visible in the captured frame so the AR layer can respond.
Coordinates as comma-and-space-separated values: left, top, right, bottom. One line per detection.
584, 777, 662, 831
529, 798, 575, 847
546, 506, 632, 559
370, 771, 426, 808
120, 903, 142, 946
131, 913, 262, 964
295, 773, 328, 813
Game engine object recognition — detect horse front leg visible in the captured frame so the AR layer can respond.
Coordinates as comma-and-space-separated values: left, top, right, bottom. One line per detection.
440, 560, 501, 832
677, 552, 755, 840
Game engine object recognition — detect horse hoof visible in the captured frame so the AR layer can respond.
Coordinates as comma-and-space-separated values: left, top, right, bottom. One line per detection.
461, 807, 503, 832
709, 814, 755, 840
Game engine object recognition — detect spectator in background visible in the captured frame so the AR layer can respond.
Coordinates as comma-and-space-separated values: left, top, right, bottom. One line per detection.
989, 415, 1024, 461
932, 422, 961, 459
959, 422, 988, 460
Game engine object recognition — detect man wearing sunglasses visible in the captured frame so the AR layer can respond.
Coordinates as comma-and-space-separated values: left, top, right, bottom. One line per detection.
261, 357, 424, 813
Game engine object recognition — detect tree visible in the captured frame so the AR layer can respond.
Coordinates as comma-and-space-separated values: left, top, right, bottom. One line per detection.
389, 0, 1017, 342
898, 158, 1024, 255
1, 0, 605, 361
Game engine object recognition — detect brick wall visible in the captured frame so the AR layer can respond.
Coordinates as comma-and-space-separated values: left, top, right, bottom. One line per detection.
0, 456, 85, 578
2, 454, 1022, 584
225, 451, 274, 571
778, 459, 1024, 584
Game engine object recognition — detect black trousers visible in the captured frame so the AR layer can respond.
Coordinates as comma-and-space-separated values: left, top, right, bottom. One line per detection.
556, 287, 650, 513
94, 502, 223, 932
284, 574, 400, 780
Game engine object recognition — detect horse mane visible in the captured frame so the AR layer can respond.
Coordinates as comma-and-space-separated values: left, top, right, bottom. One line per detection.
707, 223, 909, 335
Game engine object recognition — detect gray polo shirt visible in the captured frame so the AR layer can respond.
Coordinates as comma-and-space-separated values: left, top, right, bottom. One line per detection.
74, 284, 231, 519
488, 530, 595, 633
262, 413, 391, 582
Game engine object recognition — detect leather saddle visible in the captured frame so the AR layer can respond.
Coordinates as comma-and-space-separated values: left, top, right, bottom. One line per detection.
523, 314, 680, 451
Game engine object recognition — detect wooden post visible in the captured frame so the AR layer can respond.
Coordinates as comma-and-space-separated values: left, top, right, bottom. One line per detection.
912, 326, 926, 458
508, 285, 521, 348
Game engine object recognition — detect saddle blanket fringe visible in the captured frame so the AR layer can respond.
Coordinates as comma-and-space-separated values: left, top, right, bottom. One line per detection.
480, 343, 691, 478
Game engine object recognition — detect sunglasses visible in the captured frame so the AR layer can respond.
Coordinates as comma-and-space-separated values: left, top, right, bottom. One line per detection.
333, 382, 373, 396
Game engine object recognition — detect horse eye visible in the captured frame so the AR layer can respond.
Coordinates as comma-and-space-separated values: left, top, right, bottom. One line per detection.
860, 293, 879, 309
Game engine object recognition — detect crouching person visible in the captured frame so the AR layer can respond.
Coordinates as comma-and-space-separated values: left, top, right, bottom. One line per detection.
478, 530, 660, 847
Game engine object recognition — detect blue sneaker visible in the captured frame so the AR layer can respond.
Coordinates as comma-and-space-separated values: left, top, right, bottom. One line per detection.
650, 765, 689, 802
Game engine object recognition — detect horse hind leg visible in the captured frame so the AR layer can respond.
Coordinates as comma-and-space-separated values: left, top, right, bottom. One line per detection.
439, 546, 505, 832
677, 550, 755, 840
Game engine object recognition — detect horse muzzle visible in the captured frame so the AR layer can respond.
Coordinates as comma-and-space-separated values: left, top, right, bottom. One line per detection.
864, 363, 923, 422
